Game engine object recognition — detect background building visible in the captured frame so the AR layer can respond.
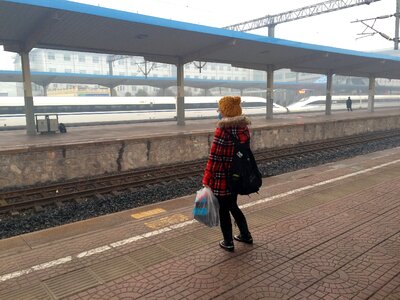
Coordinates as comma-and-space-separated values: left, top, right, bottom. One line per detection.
4, 48, 398, 105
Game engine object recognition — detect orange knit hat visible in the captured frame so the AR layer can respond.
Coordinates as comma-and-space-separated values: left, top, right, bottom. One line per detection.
218, 96, 242, 117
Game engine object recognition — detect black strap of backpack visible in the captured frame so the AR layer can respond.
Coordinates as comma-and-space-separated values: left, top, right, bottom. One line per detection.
224, 129, 250, 147
224, 129, 238, 146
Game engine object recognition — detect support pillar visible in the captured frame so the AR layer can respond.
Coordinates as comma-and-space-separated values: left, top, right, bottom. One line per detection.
325, 71, 333, 116
368, 76, 375, 112
42, 84, 48, 96
268, 25, 275, 38
176, 59, 185, 125
266, 65, 274, 120
20, 51, 36, 135
395, 0, 399, 50
108, 58, 116, 96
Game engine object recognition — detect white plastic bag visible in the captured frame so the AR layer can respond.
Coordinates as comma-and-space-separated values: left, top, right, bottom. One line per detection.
193, 187, 220, 227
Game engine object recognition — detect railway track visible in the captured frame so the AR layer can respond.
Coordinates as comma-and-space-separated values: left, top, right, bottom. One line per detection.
1, 129, 400, 215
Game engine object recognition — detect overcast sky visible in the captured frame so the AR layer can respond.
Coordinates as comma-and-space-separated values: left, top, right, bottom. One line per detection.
0, 0, 397, 69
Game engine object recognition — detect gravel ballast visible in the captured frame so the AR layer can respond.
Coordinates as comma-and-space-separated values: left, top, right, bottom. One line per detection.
1, 136, 400, 240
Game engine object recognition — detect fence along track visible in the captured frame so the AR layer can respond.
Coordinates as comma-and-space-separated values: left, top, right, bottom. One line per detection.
1, 129, 400, 214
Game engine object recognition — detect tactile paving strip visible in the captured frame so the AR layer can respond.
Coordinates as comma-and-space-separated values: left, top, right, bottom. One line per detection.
272, 197, 327, 214
129, 245, 175, 269
157, 234, 206, 255
0, 283, 51, 300
191, 228, 221, 244
43, 268, 99, 299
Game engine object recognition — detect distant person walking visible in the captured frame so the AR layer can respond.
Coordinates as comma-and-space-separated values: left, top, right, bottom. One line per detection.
346, 96, 353, 111
202, 96, 253, 252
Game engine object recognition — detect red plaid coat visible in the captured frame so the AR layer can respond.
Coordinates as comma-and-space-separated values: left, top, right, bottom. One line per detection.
202, 116, 251, 196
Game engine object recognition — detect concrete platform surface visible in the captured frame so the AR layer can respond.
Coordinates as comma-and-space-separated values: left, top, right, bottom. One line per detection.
1, 109, 399, 151
0, 147, 399, 299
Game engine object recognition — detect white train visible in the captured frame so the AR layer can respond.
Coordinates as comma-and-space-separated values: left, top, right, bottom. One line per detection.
0, 96, 288, 127
287, 95, 400, 113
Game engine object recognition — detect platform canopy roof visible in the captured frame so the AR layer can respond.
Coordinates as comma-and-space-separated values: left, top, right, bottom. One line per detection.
0, 70, 329, 91
1, 0, 400, 80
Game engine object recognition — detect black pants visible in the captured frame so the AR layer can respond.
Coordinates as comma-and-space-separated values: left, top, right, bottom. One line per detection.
217, 194, 250, 242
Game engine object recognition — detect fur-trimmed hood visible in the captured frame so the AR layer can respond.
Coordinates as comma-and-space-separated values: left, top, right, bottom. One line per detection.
217, 115, 251, 128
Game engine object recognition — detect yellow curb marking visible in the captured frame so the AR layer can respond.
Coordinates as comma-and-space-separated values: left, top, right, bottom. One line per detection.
144, 214, 189, 229
131, 208, 166, 219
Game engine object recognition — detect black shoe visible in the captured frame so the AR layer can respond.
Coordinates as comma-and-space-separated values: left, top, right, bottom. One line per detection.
219, 240, 234, 252
234, 234, 253, 244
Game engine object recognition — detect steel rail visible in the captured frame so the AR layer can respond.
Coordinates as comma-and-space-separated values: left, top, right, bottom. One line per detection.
1, 129, 399, 214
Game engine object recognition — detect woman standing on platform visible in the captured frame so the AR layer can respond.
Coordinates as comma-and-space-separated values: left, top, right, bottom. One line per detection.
202, 96, 253, 252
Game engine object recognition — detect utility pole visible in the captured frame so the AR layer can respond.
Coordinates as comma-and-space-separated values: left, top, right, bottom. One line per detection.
352, 0, 400, 51
137, 60, 157, 78
395, 0, 400, 49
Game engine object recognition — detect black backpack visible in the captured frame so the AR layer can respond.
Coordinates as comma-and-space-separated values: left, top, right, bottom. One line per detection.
58, 123, 67, 133
225, 130, 262, 195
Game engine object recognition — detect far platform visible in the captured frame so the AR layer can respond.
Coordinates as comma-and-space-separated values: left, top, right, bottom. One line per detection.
0, 109, 399, 152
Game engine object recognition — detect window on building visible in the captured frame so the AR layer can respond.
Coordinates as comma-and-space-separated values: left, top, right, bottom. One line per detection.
219, 65, 224, 71
47, 53, 55, 60
78, 55, 85, 62
49, 68, 57, 73
93, 56, 99, 63
64, 54, 71, 61
285, 73, 296, 79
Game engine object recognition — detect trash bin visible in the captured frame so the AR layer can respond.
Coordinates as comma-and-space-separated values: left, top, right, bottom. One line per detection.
35, 114, 59, 134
